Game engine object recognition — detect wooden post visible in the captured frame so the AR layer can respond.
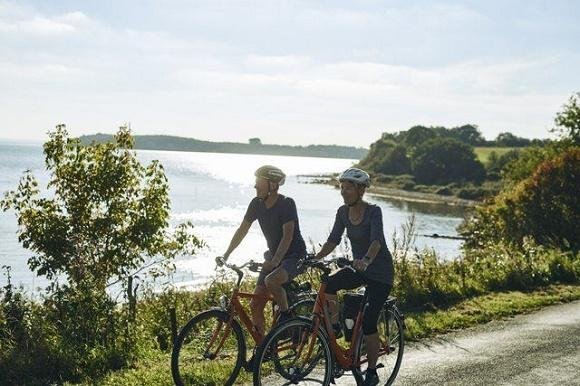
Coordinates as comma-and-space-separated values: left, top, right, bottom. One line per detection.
170, 307, 178, 345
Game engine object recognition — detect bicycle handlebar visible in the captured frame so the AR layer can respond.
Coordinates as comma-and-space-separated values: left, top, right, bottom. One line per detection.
298, 255, 353, 274
223, 259, 263, 273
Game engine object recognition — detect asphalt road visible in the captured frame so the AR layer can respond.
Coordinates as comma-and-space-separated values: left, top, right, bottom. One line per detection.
255, 300, 580, 385
331, 300, 580, 386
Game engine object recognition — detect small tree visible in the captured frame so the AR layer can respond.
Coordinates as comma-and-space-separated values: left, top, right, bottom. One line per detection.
1, 124, 203, 378
449, 124, 485, 146
2, 125, 202, 288
553, 92, 580, 144
357, 138, 397, 171
411, 137, 486, 184
249, 137, 262, 145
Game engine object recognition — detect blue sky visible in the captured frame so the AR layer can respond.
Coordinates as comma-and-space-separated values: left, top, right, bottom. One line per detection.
1, 1, 579, 147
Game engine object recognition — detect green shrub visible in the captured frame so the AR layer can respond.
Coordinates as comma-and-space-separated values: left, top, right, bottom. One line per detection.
435, 187, 452, 196
461, 147, 580, 252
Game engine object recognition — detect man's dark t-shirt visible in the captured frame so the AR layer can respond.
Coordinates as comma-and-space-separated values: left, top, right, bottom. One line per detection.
244, 194, 307, 259
327, 204, 394, 285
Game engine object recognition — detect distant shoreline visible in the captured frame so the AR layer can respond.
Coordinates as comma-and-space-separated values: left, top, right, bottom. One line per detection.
79, 133, 368, 160
301, 174, 478, 207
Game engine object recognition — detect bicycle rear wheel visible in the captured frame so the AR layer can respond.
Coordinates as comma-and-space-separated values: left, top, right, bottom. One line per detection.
171, 309, 245, 386
290, 298, 315, 317
253, 317, 332, 385
353, 307, 404, 385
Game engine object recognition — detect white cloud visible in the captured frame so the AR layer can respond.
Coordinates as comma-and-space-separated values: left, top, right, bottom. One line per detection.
0, 15, 79, 35
0, 1, 577, 145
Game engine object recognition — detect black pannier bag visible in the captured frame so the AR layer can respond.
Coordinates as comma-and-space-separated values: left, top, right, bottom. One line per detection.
341, 292, 365, 341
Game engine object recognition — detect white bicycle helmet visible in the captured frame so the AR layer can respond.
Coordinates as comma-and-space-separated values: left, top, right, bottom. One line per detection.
338, 168, 371, 187
255, 165, 286, 186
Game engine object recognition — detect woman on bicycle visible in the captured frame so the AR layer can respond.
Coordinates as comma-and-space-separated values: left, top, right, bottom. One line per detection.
315, 167, 395, 386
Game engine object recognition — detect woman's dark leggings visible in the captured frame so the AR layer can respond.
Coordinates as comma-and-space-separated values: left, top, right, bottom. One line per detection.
325, 267, 392, 335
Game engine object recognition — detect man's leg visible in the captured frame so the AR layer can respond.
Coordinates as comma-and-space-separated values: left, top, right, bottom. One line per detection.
250, 284, 269, 336
264, 267, 289, 312
251, 253, 273, 336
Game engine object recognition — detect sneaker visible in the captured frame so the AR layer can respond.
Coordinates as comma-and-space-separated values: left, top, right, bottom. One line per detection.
277, 310, 294, 339
363, 369, 380, 386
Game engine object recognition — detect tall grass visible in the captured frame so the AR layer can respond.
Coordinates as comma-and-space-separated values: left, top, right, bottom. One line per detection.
1, 217, 578, 385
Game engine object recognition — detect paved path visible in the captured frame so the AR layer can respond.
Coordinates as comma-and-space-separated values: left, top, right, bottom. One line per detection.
253, 300, 580, 385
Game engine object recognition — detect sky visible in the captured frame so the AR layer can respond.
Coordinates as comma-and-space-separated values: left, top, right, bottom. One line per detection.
0, 1, 579, 147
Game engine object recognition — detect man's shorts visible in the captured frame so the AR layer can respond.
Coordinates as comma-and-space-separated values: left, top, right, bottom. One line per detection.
257, 250, 305, 286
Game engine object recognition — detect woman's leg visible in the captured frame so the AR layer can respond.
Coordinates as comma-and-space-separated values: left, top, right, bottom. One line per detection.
325, 268, 364, 324
362, 280, 392, 369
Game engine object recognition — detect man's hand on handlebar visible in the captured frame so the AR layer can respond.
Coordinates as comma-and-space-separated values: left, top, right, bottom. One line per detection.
215, 256, 227, 267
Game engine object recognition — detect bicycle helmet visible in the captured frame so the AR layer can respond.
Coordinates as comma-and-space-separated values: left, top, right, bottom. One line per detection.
338, 168, 370, 187
255, 165, 286, 186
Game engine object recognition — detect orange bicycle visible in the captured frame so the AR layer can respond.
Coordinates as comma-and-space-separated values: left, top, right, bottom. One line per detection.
252, 257, 405, 385
171, 259, 315, 386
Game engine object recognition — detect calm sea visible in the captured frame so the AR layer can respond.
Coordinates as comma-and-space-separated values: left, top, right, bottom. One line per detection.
0, 141, 466, 292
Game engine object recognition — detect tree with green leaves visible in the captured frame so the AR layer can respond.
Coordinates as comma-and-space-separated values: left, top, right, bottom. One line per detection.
461, 92, 580, 253
411, 137, 486, 184
403, 125, 438, 150
553, 91, 580, 145
374, 144, 411, 175
449, 124, 486, 146
1, 125, 203, 381
2, 124, 202, 289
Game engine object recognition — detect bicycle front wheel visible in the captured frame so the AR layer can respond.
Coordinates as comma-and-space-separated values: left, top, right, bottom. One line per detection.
171, 309, 245, 386
253, 317, 333, 386
353, 307, 404, 385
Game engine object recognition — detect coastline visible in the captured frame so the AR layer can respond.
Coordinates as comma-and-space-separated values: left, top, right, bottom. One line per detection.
299, 174, 478, 207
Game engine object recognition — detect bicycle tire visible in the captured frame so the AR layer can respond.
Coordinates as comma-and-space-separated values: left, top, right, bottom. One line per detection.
253, 316, 333, 385
171, 309, 246, 386
352, 307, 404, 386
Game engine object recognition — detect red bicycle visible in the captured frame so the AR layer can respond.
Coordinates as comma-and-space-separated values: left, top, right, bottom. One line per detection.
252, 257, 405, 385
171, 259, 315, 386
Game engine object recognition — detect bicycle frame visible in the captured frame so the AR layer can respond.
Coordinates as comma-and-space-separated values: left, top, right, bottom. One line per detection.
228, 287, 274, 344
296, 267, 394, 371
203, 261, 280, 358
307, 282, 362, 369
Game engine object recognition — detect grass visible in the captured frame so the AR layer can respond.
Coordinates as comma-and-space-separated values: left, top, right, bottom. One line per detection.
68, 283, 580, 386
404, 284, 580, 341
474, 147, 515, 164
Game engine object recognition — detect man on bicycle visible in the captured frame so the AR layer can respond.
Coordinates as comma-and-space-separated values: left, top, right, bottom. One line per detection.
216, 165, 307, 336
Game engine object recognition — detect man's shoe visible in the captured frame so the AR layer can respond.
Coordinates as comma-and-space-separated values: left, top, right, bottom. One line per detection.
244, 355, 255, 372
363, 369, 380, 386
276, 310, 294, 339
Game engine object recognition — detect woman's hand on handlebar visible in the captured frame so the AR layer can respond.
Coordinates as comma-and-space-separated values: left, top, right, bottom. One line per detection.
353, 259, 369, 272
